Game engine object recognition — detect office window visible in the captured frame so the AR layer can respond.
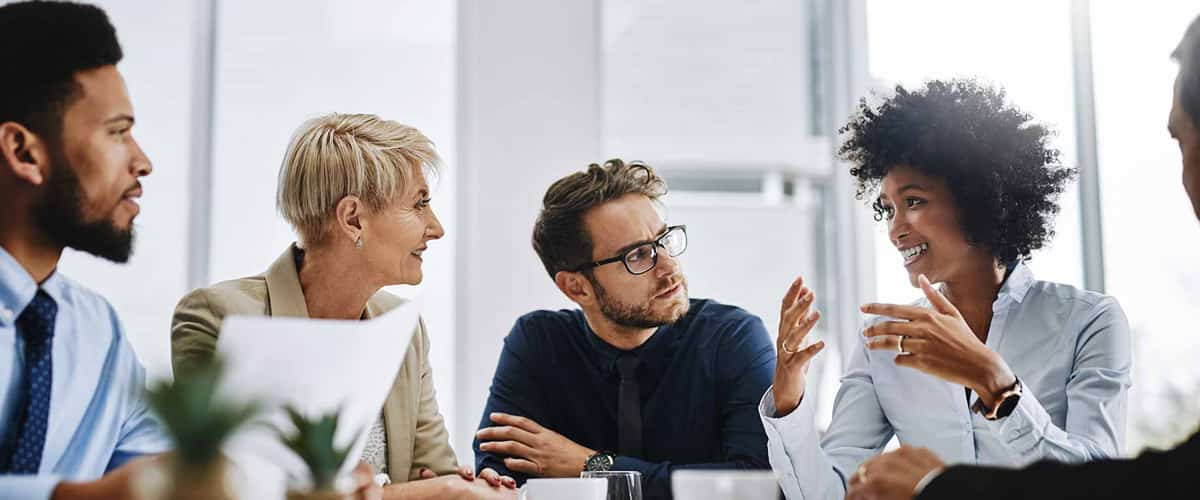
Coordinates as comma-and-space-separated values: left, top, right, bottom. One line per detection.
1092, 1, 1200, 453
602, 0, 849, 422
865, 0, 1085, 304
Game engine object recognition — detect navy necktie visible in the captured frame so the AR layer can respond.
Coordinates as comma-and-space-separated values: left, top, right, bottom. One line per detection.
1, 290, 57, 473
616, 353, 642, 457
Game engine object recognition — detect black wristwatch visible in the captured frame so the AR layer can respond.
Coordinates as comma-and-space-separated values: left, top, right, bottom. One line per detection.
585, 451, 616, 472
973, 377, 1022, 421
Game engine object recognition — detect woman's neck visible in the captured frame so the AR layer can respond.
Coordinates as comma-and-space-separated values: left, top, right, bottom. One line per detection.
296, 244, 379, 320
939, 258, 1007, 342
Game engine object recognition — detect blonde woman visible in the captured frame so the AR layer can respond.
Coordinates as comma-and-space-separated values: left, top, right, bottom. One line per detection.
171, 113, 515, 499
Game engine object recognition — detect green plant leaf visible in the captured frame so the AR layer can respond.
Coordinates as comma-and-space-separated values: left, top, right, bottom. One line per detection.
144, 358, 260, 467
277, 405, 355, 491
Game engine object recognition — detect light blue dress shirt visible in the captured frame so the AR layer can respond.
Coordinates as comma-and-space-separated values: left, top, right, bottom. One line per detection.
759, 263, 1131, 500
0, 248, 168, 499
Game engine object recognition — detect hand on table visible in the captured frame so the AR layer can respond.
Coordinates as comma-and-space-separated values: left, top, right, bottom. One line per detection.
846, 446, 945, 500
409, 474, 519, 500
52, 454, 164, 500
476, 412, 594, 478
417, 465, 517, 489
350, 461, 383, 500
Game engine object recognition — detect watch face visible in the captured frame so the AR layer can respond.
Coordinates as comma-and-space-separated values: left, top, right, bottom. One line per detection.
586, 453, 614, 471
996, 393, 1021, 418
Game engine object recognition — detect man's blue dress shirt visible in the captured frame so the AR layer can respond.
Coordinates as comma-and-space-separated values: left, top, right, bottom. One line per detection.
0, 248, 168, 499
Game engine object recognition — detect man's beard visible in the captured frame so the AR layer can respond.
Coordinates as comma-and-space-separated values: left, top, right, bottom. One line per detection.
589, 274, 689, 329
33, 148, 135, 263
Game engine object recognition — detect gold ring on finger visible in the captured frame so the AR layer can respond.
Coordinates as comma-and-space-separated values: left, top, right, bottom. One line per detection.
782, 341, 801, 354
897, 335, 909, 355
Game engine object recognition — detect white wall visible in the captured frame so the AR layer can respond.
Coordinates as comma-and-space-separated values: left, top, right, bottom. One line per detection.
604, 0, 814, 165
53, 0, 462, 441
208, 0, 460, 446
49, 0, 862, 468
454, 0, 599, 461
58, 0, 196, 382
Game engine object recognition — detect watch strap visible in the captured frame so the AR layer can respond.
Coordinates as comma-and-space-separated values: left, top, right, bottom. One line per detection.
972, 377, 1022, 420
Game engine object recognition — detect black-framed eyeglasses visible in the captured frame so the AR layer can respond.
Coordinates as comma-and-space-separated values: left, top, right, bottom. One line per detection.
571, 225, 688, 275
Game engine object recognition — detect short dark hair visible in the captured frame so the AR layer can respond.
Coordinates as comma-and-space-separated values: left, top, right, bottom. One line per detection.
0, 1, 123, 141
1173, 15, 1200, 128
532, 159, 668, 278
840, 79, 1076, 266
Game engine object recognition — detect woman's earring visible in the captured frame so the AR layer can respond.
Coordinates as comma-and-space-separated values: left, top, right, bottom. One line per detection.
355, 236, 363, 249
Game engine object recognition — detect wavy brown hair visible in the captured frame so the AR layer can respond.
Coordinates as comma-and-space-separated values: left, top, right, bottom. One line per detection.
532, 159, 667, 278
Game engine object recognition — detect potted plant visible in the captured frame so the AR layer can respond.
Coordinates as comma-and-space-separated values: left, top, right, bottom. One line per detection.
278, 406, 357, 500
142, 359, 259, 500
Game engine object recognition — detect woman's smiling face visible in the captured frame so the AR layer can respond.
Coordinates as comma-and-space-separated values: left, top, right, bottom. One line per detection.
878, 165, 995, 286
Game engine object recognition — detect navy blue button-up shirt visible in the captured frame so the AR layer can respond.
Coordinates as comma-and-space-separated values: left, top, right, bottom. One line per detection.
474, 298, 775, 499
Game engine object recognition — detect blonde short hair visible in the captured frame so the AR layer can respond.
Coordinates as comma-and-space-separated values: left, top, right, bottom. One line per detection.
276, 113, 439, 245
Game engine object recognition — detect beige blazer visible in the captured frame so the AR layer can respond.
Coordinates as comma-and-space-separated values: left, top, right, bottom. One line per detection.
170, 244, 458, 481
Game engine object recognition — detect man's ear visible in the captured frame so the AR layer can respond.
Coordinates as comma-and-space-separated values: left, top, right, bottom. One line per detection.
334, 195, 365, 244
554, 270, 595, 307
0, 122, 50, 186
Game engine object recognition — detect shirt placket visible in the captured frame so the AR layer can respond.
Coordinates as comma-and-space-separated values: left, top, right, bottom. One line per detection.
965, 295, 1013, 461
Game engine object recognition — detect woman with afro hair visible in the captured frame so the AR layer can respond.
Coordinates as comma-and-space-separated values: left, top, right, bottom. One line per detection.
758, 79, 1132, 500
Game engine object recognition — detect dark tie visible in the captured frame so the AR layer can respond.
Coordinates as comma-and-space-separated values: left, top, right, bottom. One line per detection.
1, 290, 57, 473
616, 353, 642, 457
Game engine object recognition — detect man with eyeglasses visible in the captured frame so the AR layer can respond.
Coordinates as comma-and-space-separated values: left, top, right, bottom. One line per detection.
473, 159, 776, 499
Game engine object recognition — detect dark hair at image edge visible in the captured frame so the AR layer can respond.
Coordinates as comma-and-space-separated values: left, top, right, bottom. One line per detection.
1174, 15, 1200, 128
0, 1, 123, 141
840, 79, 1076, 266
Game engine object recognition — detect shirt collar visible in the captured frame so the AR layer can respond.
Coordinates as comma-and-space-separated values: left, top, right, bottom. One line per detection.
996, 261, 1035, 305
583, 318, 670, 374
0, 246, 68, 327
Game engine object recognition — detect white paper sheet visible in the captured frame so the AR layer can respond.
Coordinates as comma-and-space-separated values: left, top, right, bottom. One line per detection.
212, 301, 420, 497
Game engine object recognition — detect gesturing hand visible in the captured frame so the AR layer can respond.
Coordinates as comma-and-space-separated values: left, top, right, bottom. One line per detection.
475, 412, 595, 478
860, 274, 1016, 408
771, 276, 825, 417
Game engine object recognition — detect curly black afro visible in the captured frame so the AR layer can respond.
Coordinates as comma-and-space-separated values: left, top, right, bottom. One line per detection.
840, 79, 1076, 266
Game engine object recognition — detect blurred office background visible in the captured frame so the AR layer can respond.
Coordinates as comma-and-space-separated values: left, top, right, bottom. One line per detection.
53, 0, 1198, 462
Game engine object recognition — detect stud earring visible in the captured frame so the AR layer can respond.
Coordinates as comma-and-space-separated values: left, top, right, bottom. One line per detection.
355, 236, 363, 249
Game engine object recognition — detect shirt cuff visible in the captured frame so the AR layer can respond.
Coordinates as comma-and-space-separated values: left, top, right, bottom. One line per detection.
758, 385, 816, 430
913, 467, 944, 496
981, 388, 1050, 455
759, 387, 839, 499
0, 474, 62, 500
